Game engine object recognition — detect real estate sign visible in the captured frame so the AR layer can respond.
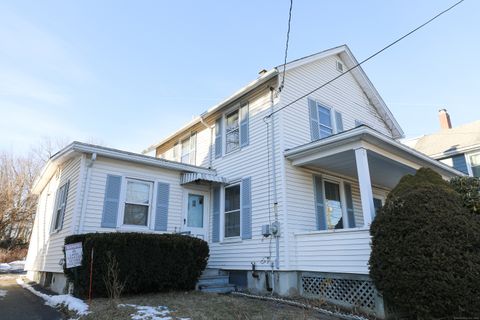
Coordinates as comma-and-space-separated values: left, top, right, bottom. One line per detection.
65, 242, 83, 268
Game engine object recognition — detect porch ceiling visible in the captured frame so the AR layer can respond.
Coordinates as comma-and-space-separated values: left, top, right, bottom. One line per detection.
302, 149, 416, 189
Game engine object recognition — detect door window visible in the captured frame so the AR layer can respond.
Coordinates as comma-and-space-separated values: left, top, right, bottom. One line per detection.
187, 194, 204, 228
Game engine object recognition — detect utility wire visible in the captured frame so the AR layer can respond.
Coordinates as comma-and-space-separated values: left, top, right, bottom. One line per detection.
266, 0, 465, 119
279, 0, 293, 92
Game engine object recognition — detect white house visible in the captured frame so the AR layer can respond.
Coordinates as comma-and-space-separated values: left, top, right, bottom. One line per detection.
25, 45, 462, 317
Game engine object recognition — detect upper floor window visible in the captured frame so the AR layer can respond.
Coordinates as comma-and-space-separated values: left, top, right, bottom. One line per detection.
308, 98, 344, 141
318, 106, 333, 138
123, 179, 153, 226
215, 103, 249, 159
226, 110, 240, 153
173, 133, 196, 165
470, 154, 480, 177
181, 137, 191, 163
52, 181, 70, 232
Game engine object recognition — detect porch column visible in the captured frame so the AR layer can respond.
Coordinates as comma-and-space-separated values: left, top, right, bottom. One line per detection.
355, 148, 375, 226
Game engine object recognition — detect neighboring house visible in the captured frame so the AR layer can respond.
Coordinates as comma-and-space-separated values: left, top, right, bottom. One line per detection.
404, 109, 480, 177
25, 45, 462, 317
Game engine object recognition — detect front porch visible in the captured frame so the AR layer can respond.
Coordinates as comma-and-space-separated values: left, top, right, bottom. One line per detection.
285, 126, 462, 274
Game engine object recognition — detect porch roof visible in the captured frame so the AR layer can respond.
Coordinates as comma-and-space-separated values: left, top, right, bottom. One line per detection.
284, 126, 464, 189
180, 172, 228, 185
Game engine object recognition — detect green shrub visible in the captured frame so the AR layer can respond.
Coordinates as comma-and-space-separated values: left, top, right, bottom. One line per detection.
369, 168, 480, 318
64, 232, 209, 298
450, 176, 480, 214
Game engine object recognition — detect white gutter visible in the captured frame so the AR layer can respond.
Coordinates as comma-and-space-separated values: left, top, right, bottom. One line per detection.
142, 69, 278, 154
32, 141, 217, 194
284, 126, 465, 177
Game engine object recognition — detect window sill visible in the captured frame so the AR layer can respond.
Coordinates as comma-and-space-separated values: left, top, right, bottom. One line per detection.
294, 227, 370, 237
117, 225, 151, 232
221, 237, 242, 244
50, 229, 62, 236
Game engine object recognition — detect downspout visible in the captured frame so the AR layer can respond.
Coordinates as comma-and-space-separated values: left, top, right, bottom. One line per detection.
269, 87, 280, 270
199, 115, 213, 169
78, 152, 96, 234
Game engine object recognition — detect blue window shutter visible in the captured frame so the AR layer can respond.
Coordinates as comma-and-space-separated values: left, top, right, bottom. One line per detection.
101, 175, 122, 228
241, 177, 252, 239
344, 182, 356, 228
451, 154, 468, 174
308, 98, 320, 141
335, 111, 344, 132
313, 175, 326, 230
215, 118, 223, 159
240, 103, 249, 147
154, 182, 170, 231
212, 186, 220, 242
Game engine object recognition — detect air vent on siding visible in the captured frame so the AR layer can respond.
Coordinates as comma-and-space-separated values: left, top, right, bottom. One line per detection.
336, 60, 344, 73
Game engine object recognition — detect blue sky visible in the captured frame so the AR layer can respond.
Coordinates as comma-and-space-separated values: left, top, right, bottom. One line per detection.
0, 0, 478, 154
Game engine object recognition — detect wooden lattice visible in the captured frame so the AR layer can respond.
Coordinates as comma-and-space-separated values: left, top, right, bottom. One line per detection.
301, 275, 376, 310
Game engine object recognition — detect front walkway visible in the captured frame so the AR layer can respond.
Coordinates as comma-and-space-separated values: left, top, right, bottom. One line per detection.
0, 273, 64, 320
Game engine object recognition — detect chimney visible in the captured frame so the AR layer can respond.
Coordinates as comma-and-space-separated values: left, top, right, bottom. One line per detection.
438, 109, 452, 129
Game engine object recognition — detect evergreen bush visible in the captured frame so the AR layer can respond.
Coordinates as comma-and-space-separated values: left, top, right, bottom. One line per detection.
450, 176, 480, 214
64, 232, 209, 298
369, 168, 480, 318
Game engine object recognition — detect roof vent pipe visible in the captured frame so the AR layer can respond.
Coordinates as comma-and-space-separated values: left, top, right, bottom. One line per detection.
438, 109, 452, 130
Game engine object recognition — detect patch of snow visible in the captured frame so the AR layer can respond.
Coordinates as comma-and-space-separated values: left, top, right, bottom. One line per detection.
0, 263, 12, 270
119, 304, 190, 320
0, 289, 7, 299
16, 278, 89, 315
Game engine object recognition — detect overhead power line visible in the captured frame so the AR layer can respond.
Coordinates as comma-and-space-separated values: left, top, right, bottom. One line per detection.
279, 0, 293, 92
265, 0, 465, 119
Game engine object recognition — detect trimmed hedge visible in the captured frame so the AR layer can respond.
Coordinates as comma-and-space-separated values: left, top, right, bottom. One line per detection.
64, 232, 209, 298
369, 168, 480, 317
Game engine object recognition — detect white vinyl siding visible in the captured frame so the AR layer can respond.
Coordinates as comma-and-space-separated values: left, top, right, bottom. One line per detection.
280, 54, 393, 150
81, 157, 183, 234
25, 156, 82, 273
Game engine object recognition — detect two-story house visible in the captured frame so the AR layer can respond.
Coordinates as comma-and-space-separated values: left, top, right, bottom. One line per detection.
25, 45, 462, 317
404, 109, 480, 177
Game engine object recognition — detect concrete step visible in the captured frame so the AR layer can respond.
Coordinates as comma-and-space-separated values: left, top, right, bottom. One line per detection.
201, 268, 228, 277
197, 275, 229, 286
199, 283, 236, 294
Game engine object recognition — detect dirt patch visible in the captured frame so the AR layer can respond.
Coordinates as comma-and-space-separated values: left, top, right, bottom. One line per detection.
78, 291, 337, 319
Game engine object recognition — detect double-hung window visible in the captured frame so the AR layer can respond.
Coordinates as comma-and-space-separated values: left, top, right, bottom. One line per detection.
324, 181, 343, 229
52, 181, 70, 232
123, 179, 153, 226
470, 154, 480, 177
225, 110, 240, 154
318, 105, 333, 138
179, 133, 197, 165
181, 137, 191, 164
224, 183, 241, 238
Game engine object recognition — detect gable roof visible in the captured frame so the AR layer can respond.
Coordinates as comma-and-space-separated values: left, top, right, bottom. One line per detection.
143, 45, 404, 154
277, 45, 403, 139
33, 141, 215, 194
405, 120, 480, 158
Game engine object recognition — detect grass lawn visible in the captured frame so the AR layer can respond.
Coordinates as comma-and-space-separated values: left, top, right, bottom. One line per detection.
77, 291, 338, 320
